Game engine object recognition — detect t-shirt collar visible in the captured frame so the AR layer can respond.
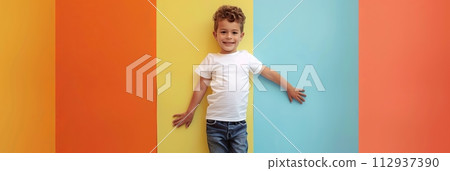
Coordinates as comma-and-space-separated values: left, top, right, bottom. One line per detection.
218, 50, 240, 56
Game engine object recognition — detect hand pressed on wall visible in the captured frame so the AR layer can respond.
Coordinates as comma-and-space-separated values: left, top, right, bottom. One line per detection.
173, 112, 194, 128
287, 87, 306, 104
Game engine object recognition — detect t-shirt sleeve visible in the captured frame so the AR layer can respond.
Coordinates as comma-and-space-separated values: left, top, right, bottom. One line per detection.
194, 55, 213, 79
246, 51, 263, 74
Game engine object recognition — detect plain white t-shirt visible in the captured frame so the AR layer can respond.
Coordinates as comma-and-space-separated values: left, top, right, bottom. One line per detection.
195, 50, 263, 121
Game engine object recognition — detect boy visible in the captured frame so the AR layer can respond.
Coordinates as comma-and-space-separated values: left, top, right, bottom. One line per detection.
172, 5, 306, 153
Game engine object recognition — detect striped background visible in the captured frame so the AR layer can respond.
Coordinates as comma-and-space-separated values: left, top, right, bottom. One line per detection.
1, 0, 449, 153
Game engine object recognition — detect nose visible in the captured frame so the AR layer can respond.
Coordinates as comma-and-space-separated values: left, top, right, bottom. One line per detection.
227, 33, 232, 39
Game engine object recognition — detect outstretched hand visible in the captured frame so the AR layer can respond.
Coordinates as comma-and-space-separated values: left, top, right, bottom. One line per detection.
287, 88, 306, 104
172, 112, 194, 128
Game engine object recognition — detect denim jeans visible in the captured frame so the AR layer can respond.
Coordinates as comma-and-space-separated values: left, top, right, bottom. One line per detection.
206, 119, 248, 153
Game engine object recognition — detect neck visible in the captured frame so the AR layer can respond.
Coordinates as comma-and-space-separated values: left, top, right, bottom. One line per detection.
220, 50, 237, 54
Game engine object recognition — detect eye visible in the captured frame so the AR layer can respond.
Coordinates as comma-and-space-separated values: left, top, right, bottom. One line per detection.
221, 31, 226, 34
233, 32, 238, 34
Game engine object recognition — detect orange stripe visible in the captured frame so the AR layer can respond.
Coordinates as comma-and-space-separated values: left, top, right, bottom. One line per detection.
360, 0, 450, 152
56, 0, 157, 152
0, 0, 55, 153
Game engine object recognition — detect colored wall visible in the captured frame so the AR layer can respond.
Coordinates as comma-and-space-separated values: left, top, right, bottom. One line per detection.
156, 0, 254, 153
0, 0, 55, 152
359, 0, 450, 152
55, 0, 157, 152
253, 0, 359, 152
1, 0, 450, 153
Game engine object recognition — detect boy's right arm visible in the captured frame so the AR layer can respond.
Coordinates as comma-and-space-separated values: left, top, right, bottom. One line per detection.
172, 77, 209, 128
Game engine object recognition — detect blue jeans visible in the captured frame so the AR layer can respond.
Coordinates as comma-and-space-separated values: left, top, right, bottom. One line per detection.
206, 119, 248, 153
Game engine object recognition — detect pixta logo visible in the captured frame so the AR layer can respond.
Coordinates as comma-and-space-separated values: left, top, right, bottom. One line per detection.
192, 64, 325, 92
126, 54, 172, 101
269, 65, 325, 92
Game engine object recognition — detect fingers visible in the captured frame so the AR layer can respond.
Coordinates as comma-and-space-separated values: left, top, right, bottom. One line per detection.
186, 121, 191, 128
295, 95, 305, 104
299, 91, 306, 97
172, 117, 180, 124
173, 114, 183, 118
298, 94, 305, 102
172, 114, 184, 127
297, 91, 306, 101
173, 113, 194, 128
172, 118, 182, 127
177, 121, 184, 128
174, 119, 185, 128
296, 89, 307, 97
294, 95, 303, 104
289, 89, 306, 104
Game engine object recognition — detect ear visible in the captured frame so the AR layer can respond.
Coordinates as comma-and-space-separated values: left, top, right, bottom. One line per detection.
213, 31, 217, 39
240, 32, 245, 39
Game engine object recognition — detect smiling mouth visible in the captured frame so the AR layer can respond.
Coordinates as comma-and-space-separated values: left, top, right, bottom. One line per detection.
223, 42, 235, 45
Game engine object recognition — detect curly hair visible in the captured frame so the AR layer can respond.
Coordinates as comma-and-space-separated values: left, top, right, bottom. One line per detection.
213, 5, 246, 32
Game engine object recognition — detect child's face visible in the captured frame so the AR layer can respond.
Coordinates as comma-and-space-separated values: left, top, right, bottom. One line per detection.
213, 20, 244, 54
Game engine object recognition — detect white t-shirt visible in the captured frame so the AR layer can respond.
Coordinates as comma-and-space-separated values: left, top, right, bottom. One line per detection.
195, 50, 263, 121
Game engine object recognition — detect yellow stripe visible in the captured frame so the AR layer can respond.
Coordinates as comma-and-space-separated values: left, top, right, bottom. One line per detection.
156, 0, 254, 153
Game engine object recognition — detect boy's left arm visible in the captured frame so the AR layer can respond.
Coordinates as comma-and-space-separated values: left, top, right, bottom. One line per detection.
260, 66, 306, 104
